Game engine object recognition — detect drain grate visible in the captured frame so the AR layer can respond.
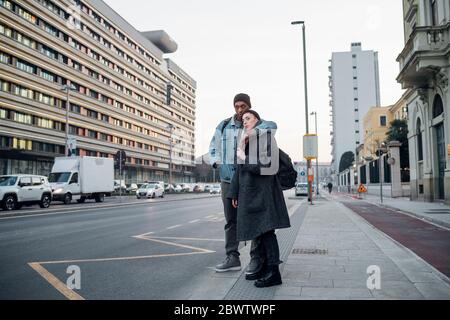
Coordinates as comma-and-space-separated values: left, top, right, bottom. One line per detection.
292, 248, 328, 255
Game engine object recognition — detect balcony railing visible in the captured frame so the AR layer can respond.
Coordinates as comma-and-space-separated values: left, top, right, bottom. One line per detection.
398, 23, 450, 84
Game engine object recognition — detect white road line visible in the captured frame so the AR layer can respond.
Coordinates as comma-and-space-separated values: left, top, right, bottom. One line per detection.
205, 215, 215, 219
189, 219, 200, 224
167, 225, 182, 230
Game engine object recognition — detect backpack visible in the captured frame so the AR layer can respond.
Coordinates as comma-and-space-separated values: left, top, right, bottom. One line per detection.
277, 149, 298, 190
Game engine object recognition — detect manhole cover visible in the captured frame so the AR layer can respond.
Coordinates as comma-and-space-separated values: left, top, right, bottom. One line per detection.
292, 248, 328, 255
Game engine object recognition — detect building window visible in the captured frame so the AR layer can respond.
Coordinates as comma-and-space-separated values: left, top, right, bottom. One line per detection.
36, 117, 54, 129
70, 104, 81, 113
380, 116, 387, 127
430, 0, 438, 26
18, 7, 37, 24
0, 51, 10, 64
16, 59, 36, 74
13, 137, 32, 150
0, 108, 7, 119
87, 130, 97, 139
87, 109, 98, 119
0, 0, 13, 10
417, 118, 424, 161
13, 112, 32, 124
432, 94, 444, 118
41, 69, 55, 82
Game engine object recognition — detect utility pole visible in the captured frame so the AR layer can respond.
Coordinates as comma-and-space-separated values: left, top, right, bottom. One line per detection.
292, 20, 312, 204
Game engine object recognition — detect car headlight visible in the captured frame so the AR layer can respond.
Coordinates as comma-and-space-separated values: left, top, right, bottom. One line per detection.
53, 188, 64, 194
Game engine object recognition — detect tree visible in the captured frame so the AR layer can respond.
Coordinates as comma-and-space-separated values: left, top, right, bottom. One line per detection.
339, 151, 355, 173
386, 119, 409, 170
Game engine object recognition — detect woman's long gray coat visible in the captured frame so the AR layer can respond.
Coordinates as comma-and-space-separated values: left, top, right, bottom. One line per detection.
227, 129, 290, 241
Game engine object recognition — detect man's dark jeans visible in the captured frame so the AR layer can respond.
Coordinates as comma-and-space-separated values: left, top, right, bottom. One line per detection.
221, 182, 263, 262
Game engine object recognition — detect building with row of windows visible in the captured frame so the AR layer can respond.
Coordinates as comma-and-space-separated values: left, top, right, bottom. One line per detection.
0, 0, 197, 183
398, 0, 449, 201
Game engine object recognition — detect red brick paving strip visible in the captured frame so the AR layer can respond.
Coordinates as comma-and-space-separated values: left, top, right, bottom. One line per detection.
341, 200, 450, 278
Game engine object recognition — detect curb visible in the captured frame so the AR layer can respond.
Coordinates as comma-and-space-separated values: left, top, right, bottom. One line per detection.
0, 194, 220, 219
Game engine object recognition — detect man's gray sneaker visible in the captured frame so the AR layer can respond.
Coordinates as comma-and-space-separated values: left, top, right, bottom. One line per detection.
215, 255, 241, 272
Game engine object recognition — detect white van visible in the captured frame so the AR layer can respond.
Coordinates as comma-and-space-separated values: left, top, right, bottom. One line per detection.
49, 157, 114, 204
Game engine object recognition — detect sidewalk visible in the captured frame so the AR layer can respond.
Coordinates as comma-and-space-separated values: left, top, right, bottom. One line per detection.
354, 193, 450, 229
274, 196, 450, 300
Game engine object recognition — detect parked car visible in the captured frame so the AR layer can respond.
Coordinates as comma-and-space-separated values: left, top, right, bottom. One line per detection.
0, 175, 52, 211
114, 180, 127, 193
193, 185, 205, 193
180, 183, 193, 193
146, 181, 165, 189
126, 183, 138, 193
210, 184, 221, 195
164, 183, 175, 193
295, 182, 308, 197
295, 183, 316, 197
174, 184, 183, 193
49, 157, 114, 204
136, 183, 164, 199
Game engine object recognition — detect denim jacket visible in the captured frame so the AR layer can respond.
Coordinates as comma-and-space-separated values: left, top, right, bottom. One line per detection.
208, 116, 277, 183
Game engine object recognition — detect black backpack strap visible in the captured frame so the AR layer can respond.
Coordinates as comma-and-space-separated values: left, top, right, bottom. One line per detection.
221, 117, 232, 134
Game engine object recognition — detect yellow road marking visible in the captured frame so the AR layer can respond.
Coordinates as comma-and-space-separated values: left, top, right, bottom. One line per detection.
28, 262, 85, 301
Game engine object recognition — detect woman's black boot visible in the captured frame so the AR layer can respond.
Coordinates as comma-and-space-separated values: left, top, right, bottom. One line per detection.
254, 265, 282, 288
245, 259, 267, 281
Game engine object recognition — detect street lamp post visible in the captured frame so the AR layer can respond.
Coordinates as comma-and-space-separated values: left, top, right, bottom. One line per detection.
167, 124, 175, 185
61, 84, 76, 156
292, 20, 312, 204
311, 111, 319, 195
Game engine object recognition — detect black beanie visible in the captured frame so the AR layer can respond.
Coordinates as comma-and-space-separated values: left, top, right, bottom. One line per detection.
233, 93, 251, 108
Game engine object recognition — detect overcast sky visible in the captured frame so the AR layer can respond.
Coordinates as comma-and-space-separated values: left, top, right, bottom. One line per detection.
104, 0, 405, 162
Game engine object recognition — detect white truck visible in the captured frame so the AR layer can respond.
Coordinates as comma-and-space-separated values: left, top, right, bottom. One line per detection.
49, 156, 114, 204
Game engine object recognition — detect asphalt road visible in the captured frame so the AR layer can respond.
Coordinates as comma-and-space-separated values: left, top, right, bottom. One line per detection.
0, 196, 236, 300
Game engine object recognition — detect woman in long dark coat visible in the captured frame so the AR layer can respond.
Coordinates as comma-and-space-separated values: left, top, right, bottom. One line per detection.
227, 110, 290, 288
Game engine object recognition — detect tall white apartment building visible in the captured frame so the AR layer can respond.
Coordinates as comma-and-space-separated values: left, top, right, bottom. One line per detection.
329, 43, 381, 177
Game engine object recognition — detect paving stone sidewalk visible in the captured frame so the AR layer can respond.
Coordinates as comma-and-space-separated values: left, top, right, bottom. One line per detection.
274, 197, 450, 300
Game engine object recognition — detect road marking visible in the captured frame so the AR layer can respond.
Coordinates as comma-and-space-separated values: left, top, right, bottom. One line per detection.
29, 234, 217, 300
189, 219, 200, 224
133, 235, 215, 254
205, 215, 215, 219
28, 262, 84, 301
147, 236, 224, 242
167, 225, 181, 230
32, 251, 209, 265
134, 231, 154, 237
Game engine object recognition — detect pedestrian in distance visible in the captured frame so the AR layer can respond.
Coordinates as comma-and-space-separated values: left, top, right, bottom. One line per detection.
209, 93, 277, 278
228, 110, 291, 288
327, 182, 333, 194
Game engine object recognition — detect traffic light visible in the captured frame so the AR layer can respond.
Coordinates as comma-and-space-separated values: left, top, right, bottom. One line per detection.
114, 150, 126, 171
166, 82, 173, 106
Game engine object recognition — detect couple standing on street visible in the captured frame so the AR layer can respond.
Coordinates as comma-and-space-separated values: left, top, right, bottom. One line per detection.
209, 93, 291, 288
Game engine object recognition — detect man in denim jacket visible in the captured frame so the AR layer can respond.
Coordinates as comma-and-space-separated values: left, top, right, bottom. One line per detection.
209, 93, 277, 279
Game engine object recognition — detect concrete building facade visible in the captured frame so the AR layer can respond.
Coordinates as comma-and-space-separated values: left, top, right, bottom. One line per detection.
397, 0, 450, 202
329, 42, 381, 183
0, 0, 196, 183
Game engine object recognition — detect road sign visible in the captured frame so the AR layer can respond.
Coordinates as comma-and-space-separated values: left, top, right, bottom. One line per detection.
358, 184, 368, 193
300, 171, 306, 176
303, 134, 318, 160
66, 136, 76, 157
